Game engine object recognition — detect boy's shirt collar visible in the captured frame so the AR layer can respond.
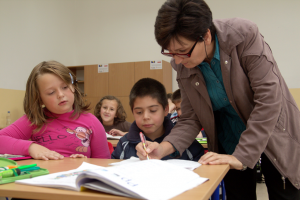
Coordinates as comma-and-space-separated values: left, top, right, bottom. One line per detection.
126, 116, 173, 143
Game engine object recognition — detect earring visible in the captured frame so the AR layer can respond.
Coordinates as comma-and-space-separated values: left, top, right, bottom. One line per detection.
41, 104, 45, 108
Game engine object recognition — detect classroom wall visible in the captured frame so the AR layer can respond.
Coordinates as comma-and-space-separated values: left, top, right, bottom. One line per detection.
0, 88, 25, 128
290, 89, 300, 108
1, 0, 300, 122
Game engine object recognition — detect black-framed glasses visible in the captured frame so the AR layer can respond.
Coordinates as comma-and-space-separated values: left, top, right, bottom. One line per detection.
161, 36, 203, 58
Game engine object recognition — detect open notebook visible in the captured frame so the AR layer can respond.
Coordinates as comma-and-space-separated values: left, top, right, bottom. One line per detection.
16, 160, 208, 200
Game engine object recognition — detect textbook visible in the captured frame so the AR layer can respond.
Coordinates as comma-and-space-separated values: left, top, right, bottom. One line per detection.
16, 160, 208, 200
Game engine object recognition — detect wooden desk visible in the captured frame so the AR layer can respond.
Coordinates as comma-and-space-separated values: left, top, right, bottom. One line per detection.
0, 158, 229, 200
107, 139, 119, 147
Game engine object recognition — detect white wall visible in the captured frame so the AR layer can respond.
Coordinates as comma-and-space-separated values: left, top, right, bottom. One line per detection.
0, 0, 77, 90
1, 0, 300, 91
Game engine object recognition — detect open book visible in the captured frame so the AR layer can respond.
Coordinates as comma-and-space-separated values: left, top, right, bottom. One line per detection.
106, 133, 121, 140
16, 160, 208, 200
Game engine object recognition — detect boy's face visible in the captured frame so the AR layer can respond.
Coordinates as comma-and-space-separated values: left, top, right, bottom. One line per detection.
174, 101, 182, 117
132, 96, 169, 141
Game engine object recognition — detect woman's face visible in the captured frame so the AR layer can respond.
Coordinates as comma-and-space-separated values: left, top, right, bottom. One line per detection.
167, 33, 212, 69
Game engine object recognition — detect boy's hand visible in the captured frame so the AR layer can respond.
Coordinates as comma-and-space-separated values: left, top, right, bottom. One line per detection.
109, 129, 126, 136
28, 143, 64, 160
136, 141, 174, 160
198, 152, 243, 170
70, 154, 87, 158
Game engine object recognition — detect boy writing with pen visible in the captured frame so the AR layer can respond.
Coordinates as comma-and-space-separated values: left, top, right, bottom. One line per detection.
111, 78, 204, 161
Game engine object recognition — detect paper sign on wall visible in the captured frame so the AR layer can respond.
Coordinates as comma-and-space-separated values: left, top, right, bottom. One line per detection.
98, 64, 109, 73
150, 60, 162, 70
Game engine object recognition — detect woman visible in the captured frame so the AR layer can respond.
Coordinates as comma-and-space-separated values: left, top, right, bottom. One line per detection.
136, 0, 300, 199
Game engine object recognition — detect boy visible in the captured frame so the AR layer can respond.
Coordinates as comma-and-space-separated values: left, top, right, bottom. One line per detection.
166, 93, 179, 126
172, 89, 206, 138
111, 78, 204, 161
171, 89, 182, 117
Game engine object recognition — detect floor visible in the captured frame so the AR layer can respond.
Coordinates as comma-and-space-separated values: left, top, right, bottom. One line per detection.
0, 183, 269, 200
257, 182, 269, 200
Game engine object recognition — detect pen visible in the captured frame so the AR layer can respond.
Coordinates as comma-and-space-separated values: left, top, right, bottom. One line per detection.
0, 164, 37, 179
139, 132, 149, 160
18, 164, 37, 170
19, 166, 40, 172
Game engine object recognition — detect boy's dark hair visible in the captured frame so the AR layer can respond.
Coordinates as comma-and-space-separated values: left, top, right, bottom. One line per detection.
130, 78, 168, 111
155, 0, 216, 50
171, 89, 181, 103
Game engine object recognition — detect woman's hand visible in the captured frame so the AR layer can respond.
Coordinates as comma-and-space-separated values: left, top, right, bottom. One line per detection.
70, 154, 87, 158
198, 152, 243, 170
28, 143, 64, 161
109, 129, 126, 136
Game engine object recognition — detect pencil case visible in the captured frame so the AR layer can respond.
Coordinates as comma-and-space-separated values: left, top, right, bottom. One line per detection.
0, 157, 49, 184
196, 137, 207, 144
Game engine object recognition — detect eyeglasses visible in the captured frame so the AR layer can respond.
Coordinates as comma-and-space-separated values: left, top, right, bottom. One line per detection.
161, 36, 203, 58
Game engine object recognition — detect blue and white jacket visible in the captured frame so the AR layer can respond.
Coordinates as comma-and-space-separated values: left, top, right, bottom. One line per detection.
111, 116, 204, 161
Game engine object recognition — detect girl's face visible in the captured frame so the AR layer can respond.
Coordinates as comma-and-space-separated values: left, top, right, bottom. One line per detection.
37, 73, 75, 114
100, 99, 118, 126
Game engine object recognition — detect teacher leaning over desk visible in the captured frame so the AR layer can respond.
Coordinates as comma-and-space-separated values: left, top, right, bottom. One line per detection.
136, 0, 300, 199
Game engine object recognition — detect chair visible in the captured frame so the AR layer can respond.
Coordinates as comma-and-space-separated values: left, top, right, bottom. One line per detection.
107, 141, 114, 154
211, 180, 226, 200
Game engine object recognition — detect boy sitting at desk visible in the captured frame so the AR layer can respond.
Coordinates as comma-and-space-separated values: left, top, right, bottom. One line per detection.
172, 89, 206, 138
111, 78, 204, 161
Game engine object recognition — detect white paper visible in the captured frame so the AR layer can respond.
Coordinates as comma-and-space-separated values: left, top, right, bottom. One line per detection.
106, 133, 121, 140
150, 60, 162, 69
109, 156, 201, 170
98, 64, 109, 73
106, 159, 207, 200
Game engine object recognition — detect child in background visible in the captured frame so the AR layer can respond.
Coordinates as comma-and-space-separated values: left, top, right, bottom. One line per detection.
0, 61, 110, 160
111, 78, 204, 160
94, 96, 131, 136
172, 89, 206, 138
166, 93, 179, 126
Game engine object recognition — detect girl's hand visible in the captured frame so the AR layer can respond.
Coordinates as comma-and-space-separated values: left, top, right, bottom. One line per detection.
198, 152, 243, 170
28, 143, 64, 161
70, 154, 87, 158
109, 129, 126, 136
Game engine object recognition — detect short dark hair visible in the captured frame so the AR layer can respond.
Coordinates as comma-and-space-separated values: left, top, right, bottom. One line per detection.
171, 89, 181, 103
129, 78, 168, 111
155, 0, 216, 49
